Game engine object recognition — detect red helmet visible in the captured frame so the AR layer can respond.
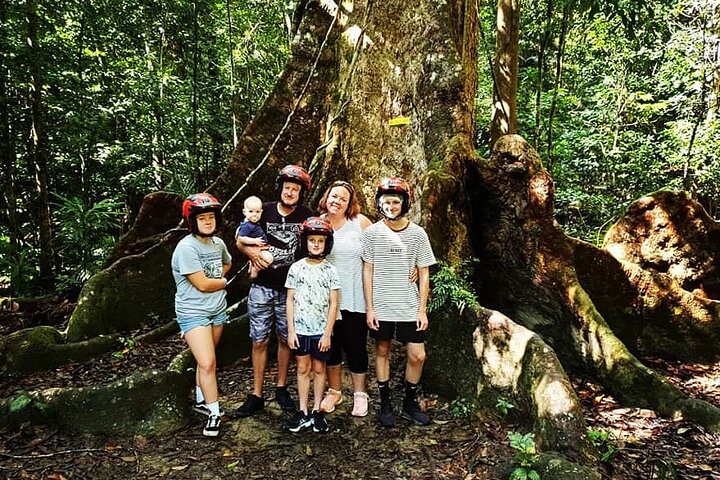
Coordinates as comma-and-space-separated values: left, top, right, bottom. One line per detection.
375, 176, 411, 218
182, 193, 222, 236
298, 216, 334, 258
276, 165, 312, 203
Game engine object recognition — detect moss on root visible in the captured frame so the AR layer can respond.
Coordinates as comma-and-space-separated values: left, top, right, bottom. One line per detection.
0, 326, 121, 376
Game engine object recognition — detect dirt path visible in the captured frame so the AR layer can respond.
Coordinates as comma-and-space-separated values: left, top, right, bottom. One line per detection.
1, 308, 719, 479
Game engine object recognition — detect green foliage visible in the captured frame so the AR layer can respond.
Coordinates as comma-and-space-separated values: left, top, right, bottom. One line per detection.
428, 260, 478, 314
1, 0, 289, 291
0, 238, 37, 296
53, 194, 125, 287
112, 337, 137, 359
587, 428, 619, 463
9, 393, 33, 413
508, 432, 541, 480
487, 0, 720, 243
449, 397, 478, 418
496, 398, 515, 417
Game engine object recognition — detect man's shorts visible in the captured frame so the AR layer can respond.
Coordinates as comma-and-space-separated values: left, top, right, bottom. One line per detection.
369, 321, 425, 344
176, 311, 228, 336
248, 284, 288, 342
294, 334, 332, 363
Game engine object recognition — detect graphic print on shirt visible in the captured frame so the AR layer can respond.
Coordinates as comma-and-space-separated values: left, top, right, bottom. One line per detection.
199, 251, 223, 279
266, 222, 301, 268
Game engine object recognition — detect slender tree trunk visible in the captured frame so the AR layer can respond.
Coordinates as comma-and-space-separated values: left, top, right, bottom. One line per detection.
226, 0, 238, 147
151, 20, 166, 189
0, 0, 19, 254
192, 0, 201, 188
534, 0, 553, 147
490, 0, 519, 148
545, 2, 570, 168
26, 0, 54, 280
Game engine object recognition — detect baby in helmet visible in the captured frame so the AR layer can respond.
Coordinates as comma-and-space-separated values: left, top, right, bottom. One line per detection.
235, 195, 274, 279
284, 217, 340, 433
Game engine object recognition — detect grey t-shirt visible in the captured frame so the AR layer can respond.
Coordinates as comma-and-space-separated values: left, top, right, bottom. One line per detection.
172, 234, 231, 318
285, 258, 340, 336
361, 221, 436, 322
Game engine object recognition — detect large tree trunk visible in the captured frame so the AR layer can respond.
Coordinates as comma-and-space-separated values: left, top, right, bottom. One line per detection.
469, 134, 720, 430
5, 3, 720, 474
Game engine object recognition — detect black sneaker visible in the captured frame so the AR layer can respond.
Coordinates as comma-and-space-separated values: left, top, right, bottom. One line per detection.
203, 415, 221, 437
275, 386, 296, 412
402, 399, 431, 426
311, 410, 330, 433
286, 411, 312, 432
193, 401, 225, 417
234, 394, 264, 418
379, 400, 395, 427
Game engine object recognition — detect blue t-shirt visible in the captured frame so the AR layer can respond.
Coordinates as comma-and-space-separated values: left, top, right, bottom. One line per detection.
285, 258, 340, 336
236, 220, 267, 242
172, 235, 231, 318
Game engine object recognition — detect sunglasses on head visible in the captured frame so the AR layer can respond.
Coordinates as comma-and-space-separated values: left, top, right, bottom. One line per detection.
331, 180, 355, 193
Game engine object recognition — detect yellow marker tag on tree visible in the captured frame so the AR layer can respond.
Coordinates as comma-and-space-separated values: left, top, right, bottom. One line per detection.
388, 116, 410, 126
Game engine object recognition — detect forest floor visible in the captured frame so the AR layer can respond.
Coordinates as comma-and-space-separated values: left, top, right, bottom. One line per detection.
1, 300, 719, 479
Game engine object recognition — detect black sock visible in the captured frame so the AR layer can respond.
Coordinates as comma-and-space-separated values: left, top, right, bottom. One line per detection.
404, 380, 419, 404
378, 380, 391, 404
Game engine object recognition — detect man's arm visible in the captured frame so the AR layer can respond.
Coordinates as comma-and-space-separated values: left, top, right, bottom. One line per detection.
236, 237, 271, 270
416, 266, 430, 331
363, 261, 379, 330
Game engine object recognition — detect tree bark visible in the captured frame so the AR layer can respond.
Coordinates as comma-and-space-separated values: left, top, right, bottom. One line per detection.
469, 134, 720, 431
490, 0, 519, 147
0, 0, 19, 256
26, 0, 54, 280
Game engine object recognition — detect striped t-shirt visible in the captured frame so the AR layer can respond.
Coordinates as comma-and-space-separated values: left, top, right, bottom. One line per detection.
361, 221, 436, 322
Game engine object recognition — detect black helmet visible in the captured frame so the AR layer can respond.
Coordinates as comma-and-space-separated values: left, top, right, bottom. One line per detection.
182, 193, 222, 236
298, 216, 334, 258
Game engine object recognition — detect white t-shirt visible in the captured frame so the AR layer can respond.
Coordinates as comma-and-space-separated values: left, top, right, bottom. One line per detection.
361, 221, 436, 322
325, 217, 365, 314
285, 258, 341, 335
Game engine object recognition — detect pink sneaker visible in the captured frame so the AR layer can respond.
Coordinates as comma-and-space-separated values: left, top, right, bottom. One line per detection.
352, 392, 369, 417
320, 388, 343, 413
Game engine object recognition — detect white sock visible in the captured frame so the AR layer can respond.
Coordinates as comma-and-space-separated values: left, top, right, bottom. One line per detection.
196, 386, 204, 404
206, 401, 220, 416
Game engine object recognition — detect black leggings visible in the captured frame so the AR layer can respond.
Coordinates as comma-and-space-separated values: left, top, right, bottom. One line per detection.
327, 310, 368, 373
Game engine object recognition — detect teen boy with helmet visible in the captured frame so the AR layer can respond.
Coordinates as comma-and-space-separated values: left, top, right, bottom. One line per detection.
235, 165, 314, 417
284, 217, 340, 432
171, 193, 232, 436
362, 176, 436, 427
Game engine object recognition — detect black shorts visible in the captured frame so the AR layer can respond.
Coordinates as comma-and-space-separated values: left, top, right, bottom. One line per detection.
294, 334, 332, 362
369, 321, 425, 344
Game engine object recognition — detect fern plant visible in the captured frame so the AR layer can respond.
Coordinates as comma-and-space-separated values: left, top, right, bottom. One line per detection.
428, 260, 478, 314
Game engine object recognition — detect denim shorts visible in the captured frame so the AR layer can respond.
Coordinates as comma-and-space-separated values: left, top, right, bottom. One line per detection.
248, 284, 288, 342
176, 311, 228, 336
294, 334, 332, 363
